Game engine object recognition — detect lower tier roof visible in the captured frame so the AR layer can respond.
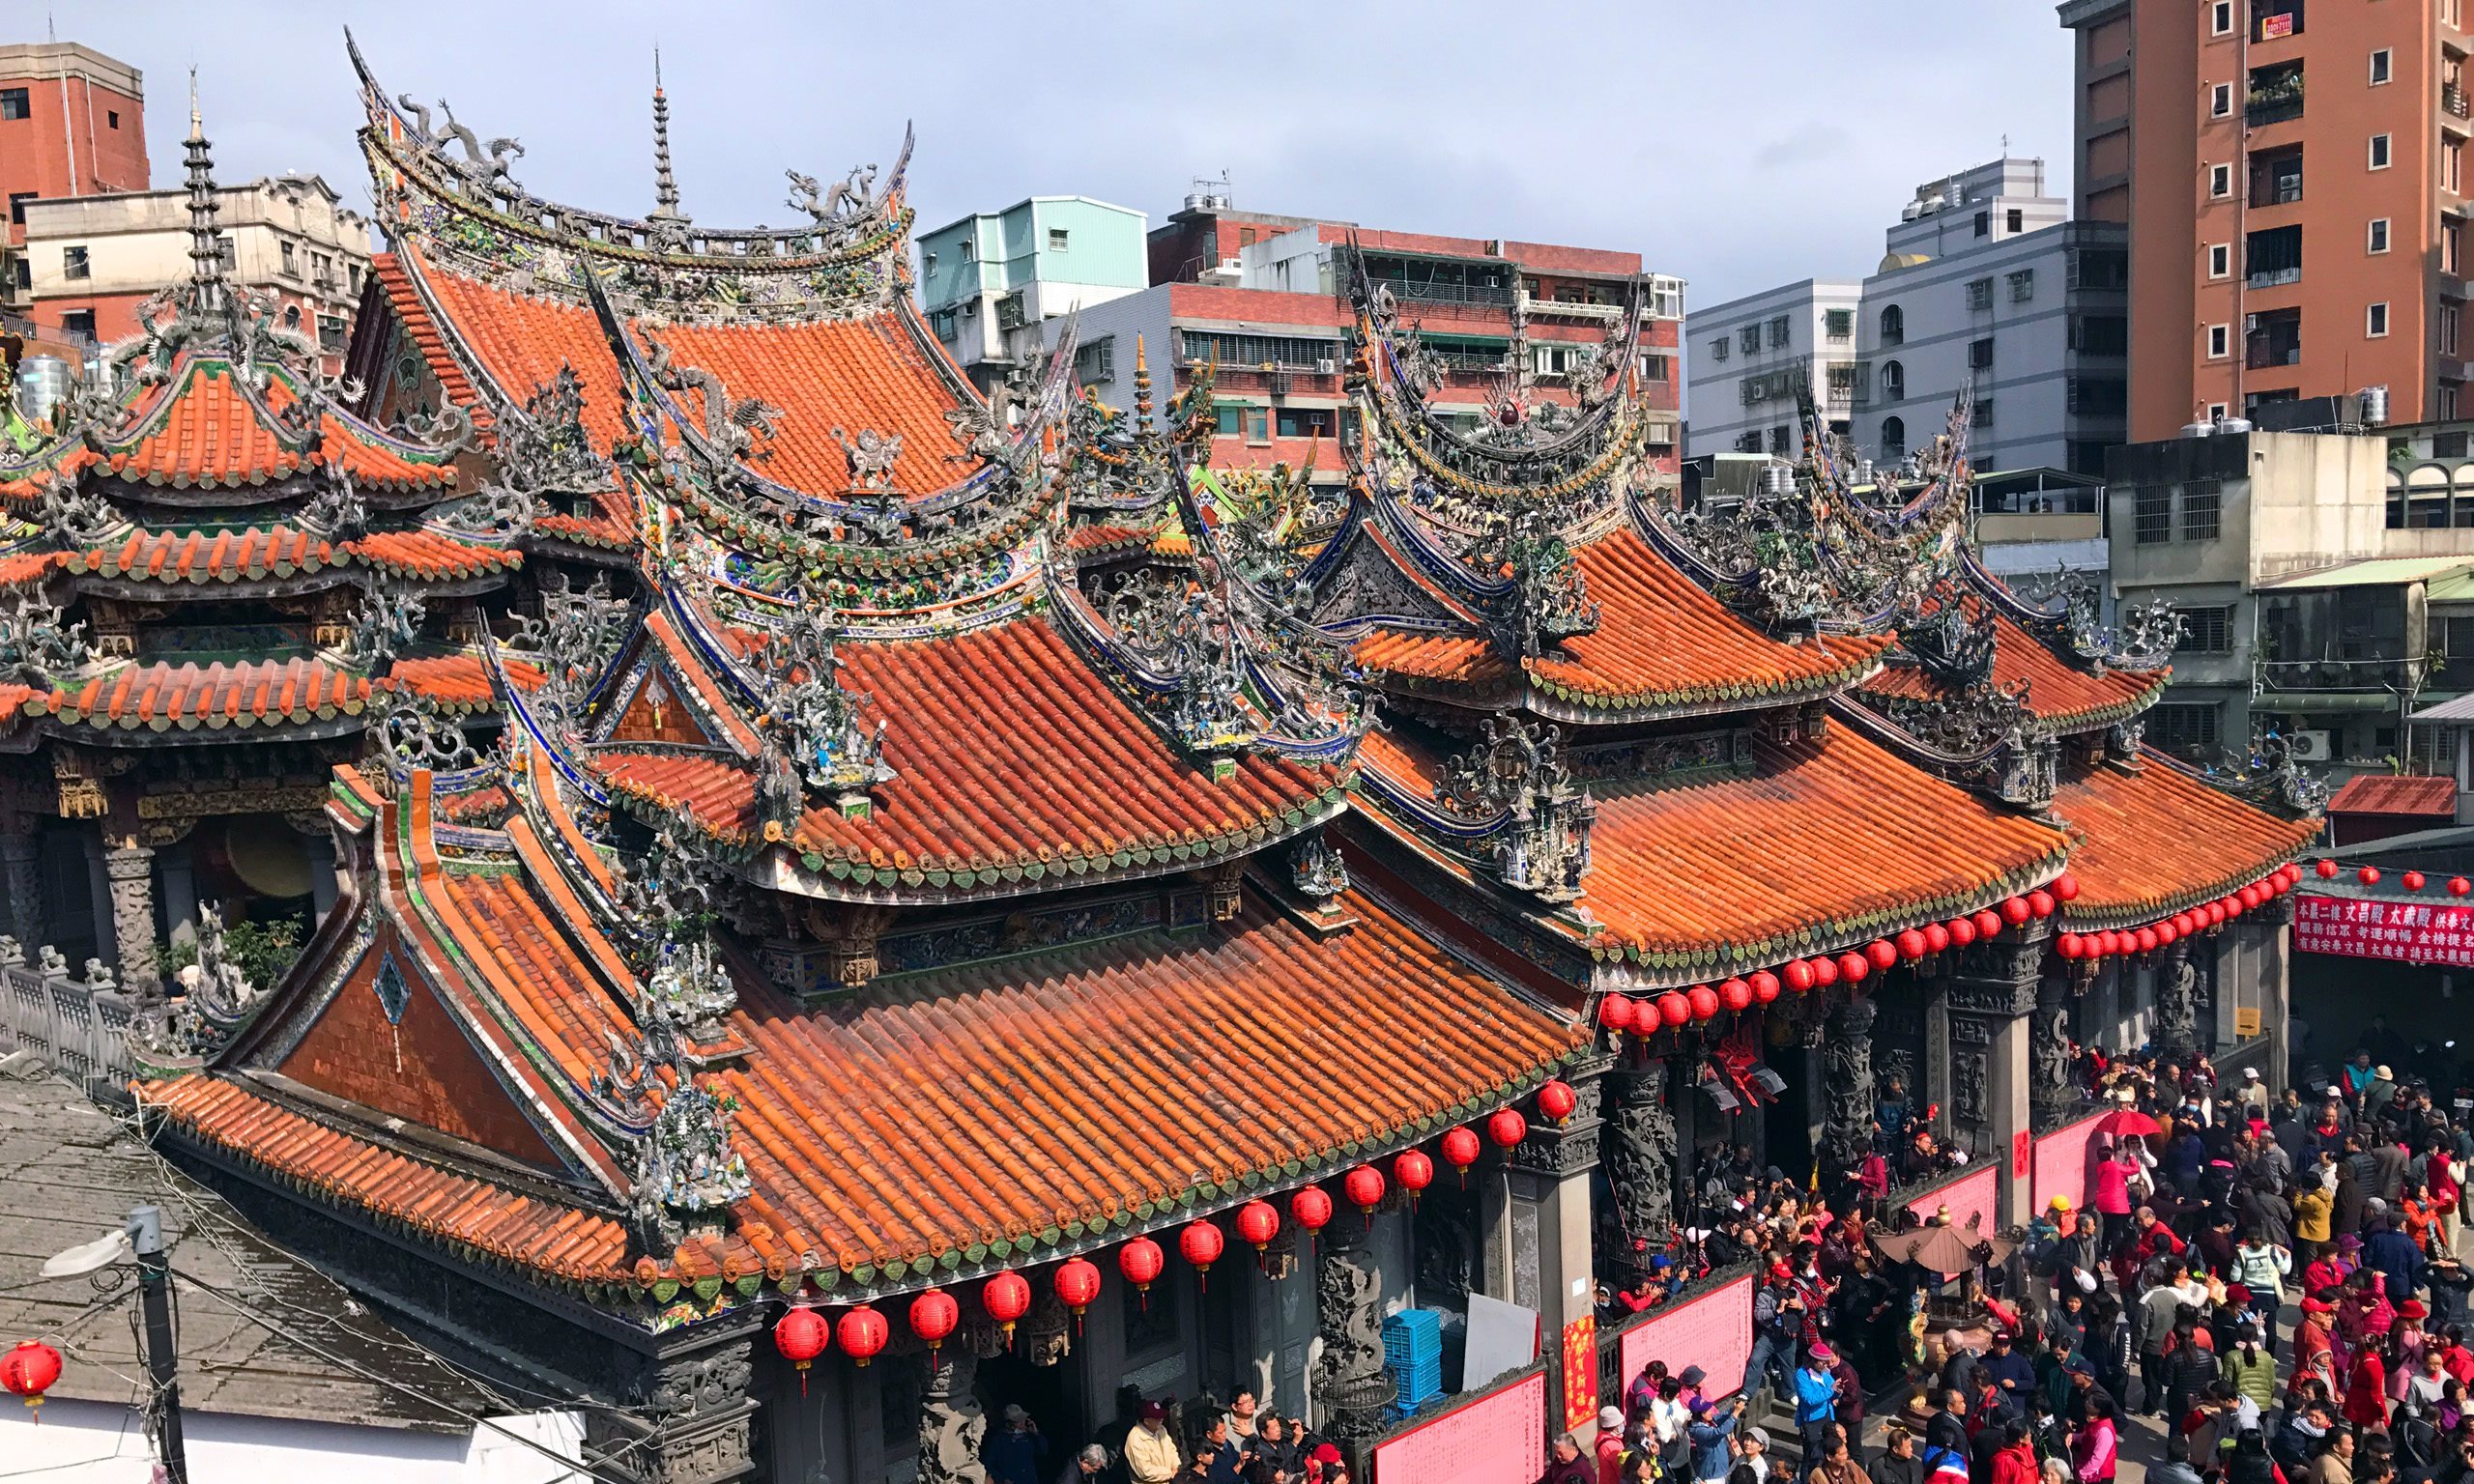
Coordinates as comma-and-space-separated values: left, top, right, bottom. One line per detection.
2054, 752, 2318, 928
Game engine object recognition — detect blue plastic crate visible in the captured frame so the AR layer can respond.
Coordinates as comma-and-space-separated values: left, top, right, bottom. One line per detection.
1392, 1355, 1444, 1411
1382, 1309, 1444, 1371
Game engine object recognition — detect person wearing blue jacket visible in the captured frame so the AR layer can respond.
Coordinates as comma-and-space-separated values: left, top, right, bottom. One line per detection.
1689, 1394, 1747, 1482
1792, 1345, 1843, 1464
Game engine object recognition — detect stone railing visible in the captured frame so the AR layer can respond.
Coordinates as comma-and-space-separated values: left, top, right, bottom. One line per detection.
0, 938, 132, 1096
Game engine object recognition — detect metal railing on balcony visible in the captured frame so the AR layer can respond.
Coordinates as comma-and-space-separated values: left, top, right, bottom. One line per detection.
2247, 267, 2303, 289
2247, 344, 2304, 369
1365, 275, 1517, 308
1517, 292, 1624, 322
2246, 81, 2305, 127
2447, 84, 2471, 120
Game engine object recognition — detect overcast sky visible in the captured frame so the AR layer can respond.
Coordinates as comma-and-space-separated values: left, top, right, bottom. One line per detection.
58, 0, 2075, 314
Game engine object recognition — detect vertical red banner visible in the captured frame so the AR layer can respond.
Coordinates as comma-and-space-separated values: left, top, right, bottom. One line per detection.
2011, 1129, 2031, 1182
1562, 1315, 1598, 1432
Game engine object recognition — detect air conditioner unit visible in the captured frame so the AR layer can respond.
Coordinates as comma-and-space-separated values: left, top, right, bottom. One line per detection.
2288, 729, 2333, 761
1315, 357, 1338, 375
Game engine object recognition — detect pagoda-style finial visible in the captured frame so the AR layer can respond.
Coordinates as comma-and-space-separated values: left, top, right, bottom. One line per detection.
183, 69, 226, 310
648, 49, 686, 223
1133, 333, 1153, 433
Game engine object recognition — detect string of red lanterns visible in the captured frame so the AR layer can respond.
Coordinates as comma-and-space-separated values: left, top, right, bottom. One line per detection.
2308, 854, 2470, 896
2050, 862, 2301, 962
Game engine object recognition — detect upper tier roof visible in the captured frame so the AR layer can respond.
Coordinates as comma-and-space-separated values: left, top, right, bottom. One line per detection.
1859, 601, 2167, 734
99, 358, 461, 494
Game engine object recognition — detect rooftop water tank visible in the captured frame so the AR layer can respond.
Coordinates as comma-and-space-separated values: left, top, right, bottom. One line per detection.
11, 356, 72, 432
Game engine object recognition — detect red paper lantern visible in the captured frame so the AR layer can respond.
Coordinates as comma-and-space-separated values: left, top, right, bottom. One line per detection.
2093, 931, 2116, 956
1054, 1258, 1103, 1320
1783, 959, 1816, 992
1119, 1236, 1165, 1294
2238, 885, 2259, 909
1947, 915, 1978, 947
1235, 1201, 1280, 1254
2359, 866, 2382, 886
837, 1305, 890, 1368
1923, 922, 1951, 954
1598, 995, 1636, 1033
2136, 927, 2159, 953
1439, 1127, 1482, 1184
2000, 896, 2032, 926
2173, 912, 2196, 936
1867, 939, 1899, 970
2203, 903, 2224, 928
1811, 954, 1840, 986
773, 1309, 829, 1393
1895, 929, 1928, 962
1719, 977, 1753, 1012
1539, 1079, 1579, 1123
1749, 969, 1782, 1004
1, 1339, 60, 1415
1972, 909, 2004, 939
2316, 859, 2340, 879
2453, 877, 2471, 897
1686, 985, 1720, 1021
1180, 1219, 1225, 1275
1487, 1108, 1530, 1148
2405, 870, 2428, 891
1395, 1149, 1435, 1198
1292, 1184, 1337, 1232
2157, 919, 2179, 945
2057, 933, 2083, 960
1344, 1163, 1388, 1215
911, 1289, 960, 1356
1656, 992, 1691, 1028
2054, 873, 2081, 902
983, 1270, 1032, 1339
1837, 952, 1869, 984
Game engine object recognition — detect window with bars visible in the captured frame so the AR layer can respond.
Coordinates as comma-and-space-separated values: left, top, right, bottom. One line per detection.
2008, 269, 2035, 302
1966, 277, 1994, 311
1969, 337, 1996, 370
2176, 607, 2235, 653
2148, 703, 2222, 759
1740, 326, 1760, 355
2135, 485, 2172, 544
1710, 337, 1730, 361
1825, 308, 1854, 342
1972, 397, 1995, 427
1766, 314, 1791, 349
1075, 335, 1115, 385
1175, 330, 1342, 369
2182, 480, 2223, 539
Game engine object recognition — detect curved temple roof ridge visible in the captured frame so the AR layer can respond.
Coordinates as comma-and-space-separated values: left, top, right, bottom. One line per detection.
346, 29, 916, 322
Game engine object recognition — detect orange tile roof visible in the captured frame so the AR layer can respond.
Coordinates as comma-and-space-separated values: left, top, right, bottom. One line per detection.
66, 527, 336, 583
2326, 773, 2458, 817
0, 446, 96, 500
1526, 526, 1889, 713
406, 249, 974, 497
34, 658, 371, 732
0, 550, 61, 588
531, 490, 636, 552
100, 361, 460, 493
1860, 609, 2164, 731
590, 615, 1344, 887
386, 653, 544, 712
2055, 756, 2319, 926
1354, 630, 1510, 687
369, 253, 488, 432
346, 530, 523, 582
139, 1074, 637, 1282
1359, 723, 2068, 967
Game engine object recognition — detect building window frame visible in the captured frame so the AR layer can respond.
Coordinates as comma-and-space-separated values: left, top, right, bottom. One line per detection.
1709, 336, 1729, 362
0, 88, 27, 122
2209, 243, 2231, 279
2368, 301, 2392, 337
1966, 276, 1995, 311
2175, 605, 2237, 653
2208, 324, 2230, 359
2210, 1, 2232, 35
2135, 484, 2173, 544
2209, 163, 2233, 198
2007, 268, 2035, 302
1047, 227, 1069, 252
2181, 479, 2223, 541
2211, 82, 2234, 118
60, 244, 89, 281
2371, 48, 2394, 86
2371, 133, 2394, 170
2369, 217, 2392, 254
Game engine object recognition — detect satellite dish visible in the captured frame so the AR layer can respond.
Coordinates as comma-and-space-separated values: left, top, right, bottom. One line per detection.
42, 1229, 133, 1279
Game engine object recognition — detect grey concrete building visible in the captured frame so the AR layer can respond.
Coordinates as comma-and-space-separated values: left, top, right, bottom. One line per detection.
1683, 278, 1861, 459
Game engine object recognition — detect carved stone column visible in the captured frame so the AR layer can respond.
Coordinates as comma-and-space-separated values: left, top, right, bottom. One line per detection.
103, 843, 158, 993
1312, 1217, 1396, 1451
1947, 928, 2043, 1224
918, 1341, 992, 1484
1601, 1057, 1680, 1282
591, 1330, 760, 1484
1818, 994, 1879, 1193
0, 821, 43, 953
2251, 896, 2294, 1097
2029, 974, 2080, 1127
2151, 941, 2201, 1068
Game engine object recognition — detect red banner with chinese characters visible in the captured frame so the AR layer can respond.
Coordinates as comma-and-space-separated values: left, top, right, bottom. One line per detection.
2259, 13, 2294, 38
1561, 1316, 1598, 1432
1616, 1270, 1755, 1404
1372, 1368, 1549, 1484
1907, 1163, 1999, 1236
2295, 894, 2474, 966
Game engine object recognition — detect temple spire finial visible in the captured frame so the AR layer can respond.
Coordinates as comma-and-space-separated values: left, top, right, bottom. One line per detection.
183, 68, 225, 309
1133, 333, 1153, 432
649, 50, 685, 223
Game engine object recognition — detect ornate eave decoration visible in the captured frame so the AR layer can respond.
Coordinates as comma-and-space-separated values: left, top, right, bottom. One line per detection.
749, 607, 895, 824
1427, 714, 1597, 905
2199, 729, 2331, 820
429, 363, 603, 542
1846, 687, 2059, 816
1994, 555, 2181, 673
0, 589, 97, 689
350, 31, 914, 323
496, 571, 632, 736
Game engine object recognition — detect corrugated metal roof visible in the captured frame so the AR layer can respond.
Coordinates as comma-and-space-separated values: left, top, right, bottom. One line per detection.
2258, 556, 2474, 590
2327, 774, 2458, 816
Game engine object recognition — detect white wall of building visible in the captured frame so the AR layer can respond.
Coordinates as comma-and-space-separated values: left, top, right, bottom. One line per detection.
0, 1397, 587, 1484
1683, 279, 1861, 458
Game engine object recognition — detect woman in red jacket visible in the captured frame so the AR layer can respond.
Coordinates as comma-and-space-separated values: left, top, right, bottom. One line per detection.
2343, 1344, 2389, 1431
1991, 1422, 2039, 1484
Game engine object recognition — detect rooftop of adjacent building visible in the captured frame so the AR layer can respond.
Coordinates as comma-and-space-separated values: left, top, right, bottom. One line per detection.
1149, 193, 1654, 283
0, 41, 143, 98
19, 171, 370, 243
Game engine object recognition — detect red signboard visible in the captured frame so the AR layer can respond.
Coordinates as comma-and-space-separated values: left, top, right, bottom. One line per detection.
1373, 1368, 1549, 1484
2259, 13, 2294, 38
1617, 1271, 1755, 1405
2011, 1130, 2031, 1182
1907, 1163, 1999, 1237
1561, 1316, 1598, 1432
2032, 1112, 2106, 1216
2295, 894, 2474, 966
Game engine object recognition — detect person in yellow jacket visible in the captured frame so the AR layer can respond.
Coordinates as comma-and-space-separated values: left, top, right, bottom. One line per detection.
2292, 1183, 2335, 1263
1124, 1400, 1182, 1484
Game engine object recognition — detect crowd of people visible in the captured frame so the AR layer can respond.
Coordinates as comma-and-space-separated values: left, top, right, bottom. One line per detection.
983, 1386, 1360, 1484
1554, 1042, 2474, 1484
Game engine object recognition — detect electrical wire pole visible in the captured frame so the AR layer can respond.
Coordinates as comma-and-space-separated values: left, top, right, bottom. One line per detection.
129, 1206, 188, 1484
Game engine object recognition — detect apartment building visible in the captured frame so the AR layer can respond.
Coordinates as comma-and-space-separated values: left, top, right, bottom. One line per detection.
1683, 279, 1861, 459
914, 195, 1149, 396
2061, 0, 2474, 438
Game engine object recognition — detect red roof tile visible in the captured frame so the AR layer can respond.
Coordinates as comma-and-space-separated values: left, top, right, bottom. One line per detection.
67, 527, 336, 583
1359, 723, 2068, 966
36, 658, 371, 731
386, 653, 543, 712
2326, 773, 2458, 818
101, 361, 459, 493
2056, 756, 2319, 925
1354, 630, 1510, 687
370, 252, 487, 432
531, 490, 636, 552
410, 258, 627, 447
0, 551, 61, 587
590, 615, 1342, 886
0, 446, 97, 500
1860, 608, 2164, 730
346, 530, 523, 582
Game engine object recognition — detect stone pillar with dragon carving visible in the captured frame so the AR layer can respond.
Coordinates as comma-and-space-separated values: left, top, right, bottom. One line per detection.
2029, 972, 2083, 1128
1601, 1055, 1681, 1286
1943, 924, 2046, 1226
1818, 994, 1879, 1198
1313, 1215, 1398, 1462
590, 1326, 761, 1484
0, 818, 43, 953
102, 842, 158, 993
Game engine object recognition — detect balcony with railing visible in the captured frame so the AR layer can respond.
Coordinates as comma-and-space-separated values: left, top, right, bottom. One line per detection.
2247, 66, 2306, 127
2447, 83, 2472, 126
1364, 275, 1516, 308
1516, 291, 1625, 323
2247, 307, 2303, 369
